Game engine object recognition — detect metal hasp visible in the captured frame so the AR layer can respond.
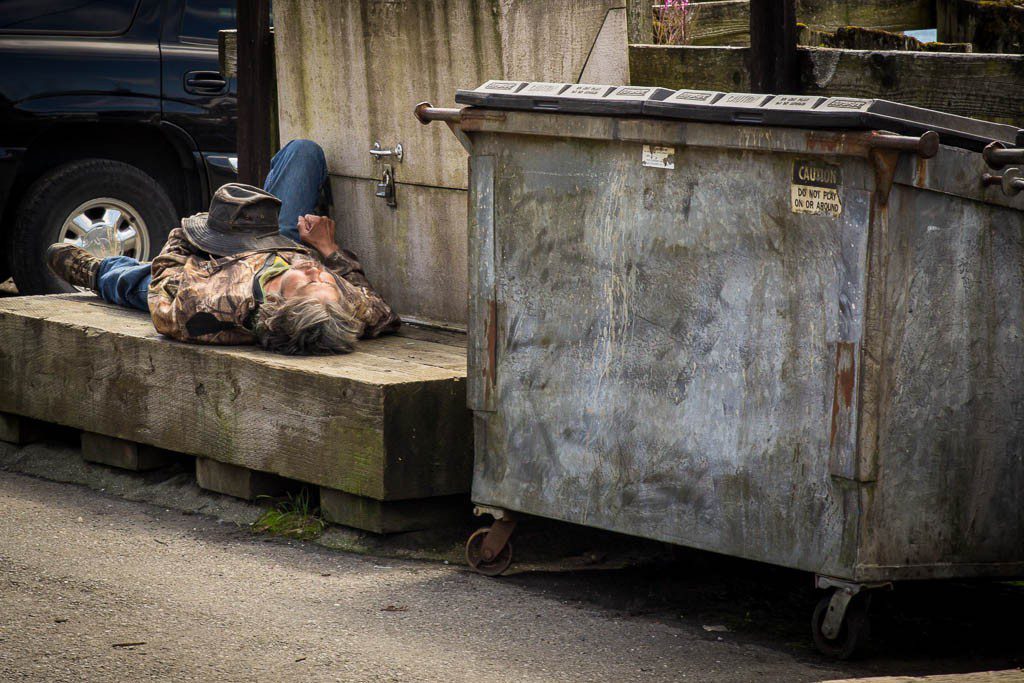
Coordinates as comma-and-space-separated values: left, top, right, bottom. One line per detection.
369, 142, 402, 208
429, 105, 1024, 658
1000, 168, 1024, 196
982, 168, 1024, 197
370, 141, 403, 162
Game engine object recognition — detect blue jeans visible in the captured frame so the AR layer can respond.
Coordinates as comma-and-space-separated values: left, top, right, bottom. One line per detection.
95, 139, 328, 311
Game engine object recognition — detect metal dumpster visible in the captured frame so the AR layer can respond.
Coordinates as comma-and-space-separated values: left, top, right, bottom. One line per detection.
419, 88, 1024, 656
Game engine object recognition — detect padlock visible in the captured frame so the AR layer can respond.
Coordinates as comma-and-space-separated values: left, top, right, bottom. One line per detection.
375, 164, 396, 206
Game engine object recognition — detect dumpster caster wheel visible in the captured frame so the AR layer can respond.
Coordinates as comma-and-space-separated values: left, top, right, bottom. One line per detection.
811, 590, 871, 660
465, 524, 514, 576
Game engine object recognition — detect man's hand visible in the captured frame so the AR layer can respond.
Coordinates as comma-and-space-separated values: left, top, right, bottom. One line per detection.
298, 214, 339, 258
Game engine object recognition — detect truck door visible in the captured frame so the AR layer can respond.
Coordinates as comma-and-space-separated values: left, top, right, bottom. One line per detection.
160, 0, 237, 193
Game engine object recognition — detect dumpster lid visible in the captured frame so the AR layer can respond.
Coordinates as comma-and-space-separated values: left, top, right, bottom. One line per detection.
456, 81, 673, 115
455, 82, 1024, 152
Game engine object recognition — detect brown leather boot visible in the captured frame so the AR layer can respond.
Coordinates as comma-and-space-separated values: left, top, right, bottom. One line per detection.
46, 243, 101, 291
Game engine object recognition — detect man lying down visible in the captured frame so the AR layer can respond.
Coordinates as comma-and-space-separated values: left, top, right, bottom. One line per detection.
46, 140, 400, 355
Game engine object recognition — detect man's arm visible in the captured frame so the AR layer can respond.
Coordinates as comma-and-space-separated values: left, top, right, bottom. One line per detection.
298, 214, 401, 337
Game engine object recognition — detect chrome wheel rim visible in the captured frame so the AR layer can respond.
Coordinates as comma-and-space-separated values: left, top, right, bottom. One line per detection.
60, 198, 150, 260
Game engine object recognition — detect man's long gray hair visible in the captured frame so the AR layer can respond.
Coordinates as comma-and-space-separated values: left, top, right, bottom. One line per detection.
253, 294, 362, 355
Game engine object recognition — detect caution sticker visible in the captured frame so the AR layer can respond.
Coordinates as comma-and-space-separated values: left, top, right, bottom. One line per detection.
791, 159, 842, 217
642, 144, 675, 169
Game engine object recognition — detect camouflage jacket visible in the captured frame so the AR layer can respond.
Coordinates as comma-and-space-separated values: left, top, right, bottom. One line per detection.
147, 227, 400, 345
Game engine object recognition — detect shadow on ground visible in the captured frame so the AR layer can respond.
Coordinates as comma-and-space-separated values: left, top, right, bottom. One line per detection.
505, 549, 1024, 678
2, 432, 1022, 678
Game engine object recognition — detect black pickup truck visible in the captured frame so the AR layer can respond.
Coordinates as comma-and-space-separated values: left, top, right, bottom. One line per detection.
0, 0, 237, 293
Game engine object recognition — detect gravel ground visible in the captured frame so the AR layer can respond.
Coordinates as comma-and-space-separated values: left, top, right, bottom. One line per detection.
0, 444, 1022, 682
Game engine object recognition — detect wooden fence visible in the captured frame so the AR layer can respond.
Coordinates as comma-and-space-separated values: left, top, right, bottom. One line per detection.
629, 44, 1024, 127
630, 0, 935, 45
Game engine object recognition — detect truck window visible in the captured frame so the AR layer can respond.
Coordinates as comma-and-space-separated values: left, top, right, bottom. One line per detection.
180, 0, 236, 42
0, 0, 140, 35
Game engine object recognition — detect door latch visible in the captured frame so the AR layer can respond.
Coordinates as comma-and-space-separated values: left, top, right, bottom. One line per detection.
371, 142, 402, 207
370, 142, 403, 162
376, 163, 396, 207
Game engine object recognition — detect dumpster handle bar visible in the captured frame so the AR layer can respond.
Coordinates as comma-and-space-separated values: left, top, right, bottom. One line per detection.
415, 102, 462, 125
983, 140, 1024, 170
867, 130, 939, 159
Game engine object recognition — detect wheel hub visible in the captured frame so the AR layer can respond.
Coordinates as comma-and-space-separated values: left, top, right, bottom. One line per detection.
61, 198, 149, 260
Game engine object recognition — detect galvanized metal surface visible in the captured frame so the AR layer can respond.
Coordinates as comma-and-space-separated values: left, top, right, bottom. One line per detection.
463, 112, 1024, 581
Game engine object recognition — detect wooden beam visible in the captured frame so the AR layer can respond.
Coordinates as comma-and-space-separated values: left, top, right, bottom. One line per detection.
937, 0, 1024, 54
218, 28, 238, 78
0, 294, 473, 502
649, 1, 935, 48
236, 0, 274, 185
749, 0, 799, 93
627, 0, 655, 44
629, 45, 1024, 127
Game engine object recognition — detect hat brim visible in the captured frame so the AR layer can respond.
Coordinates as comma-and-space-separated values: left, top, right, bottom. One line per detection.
181, 214, 299, 257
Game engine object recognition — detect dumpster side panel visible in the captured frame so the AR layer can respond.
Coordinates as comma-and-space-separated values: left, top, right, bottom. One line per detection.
472, 132, 876, 576
856, 183, 1024, 579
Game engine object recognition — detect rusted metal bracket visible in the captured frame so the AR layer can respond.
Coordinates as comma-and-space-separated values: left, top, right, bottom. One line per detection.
866, 131, 938, 206
414, 101, 473, 153
869, 148, 900, 206
473, 504, 511, 520
868, 130, 939, 158
981, 167, 1024, 196
479, 517, 517, 563
1000, 167, 1024, 196
815, 575, 892, 640
983, 141, 1024, 170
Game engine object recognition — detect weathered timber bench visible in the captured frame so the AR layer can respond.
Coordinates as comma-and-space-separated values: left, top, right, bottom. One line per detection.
0, 294, 472, 532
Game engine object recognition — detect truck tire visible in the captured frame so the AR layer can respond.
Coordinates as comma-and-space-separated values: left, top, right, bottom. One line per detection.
11, 159, 178, 294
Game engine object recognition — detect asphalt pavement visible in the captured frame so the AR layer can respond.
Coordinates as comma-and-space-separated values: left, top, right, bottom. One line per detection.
0, 447, 1022, 682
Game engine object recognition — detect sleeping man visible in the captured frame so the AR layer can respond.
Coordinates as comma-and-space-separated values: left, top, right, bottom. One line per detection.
46, 140, 399, 355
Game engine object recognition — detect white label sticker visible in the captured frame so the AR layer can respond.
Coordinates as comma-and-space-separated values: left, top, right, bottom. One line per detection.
763, 95, 823, 110
668, 89, 724, 104
477, 80, 526, 93
713, 93, 771, 108
606, 86, 657, 101
791, 159, 842, 216
642, 144, 675, 169
520, 82, 569, 95
820, 97, 873, 112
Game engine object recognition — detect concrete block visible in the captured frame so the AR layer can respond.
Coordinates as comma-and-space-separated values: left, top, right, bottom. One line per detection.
81, 432, 177, 471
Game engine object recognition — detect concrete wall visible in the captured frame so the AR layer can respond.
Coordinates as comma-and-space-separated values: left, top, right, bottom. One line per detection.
274, 0, 627, 327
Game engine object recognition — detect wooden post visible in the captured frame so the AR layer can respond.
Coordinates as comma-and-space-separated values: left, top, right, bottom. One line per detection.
626, 0, 655, 44
749, 0, 799, 94
236, 0, 274, 185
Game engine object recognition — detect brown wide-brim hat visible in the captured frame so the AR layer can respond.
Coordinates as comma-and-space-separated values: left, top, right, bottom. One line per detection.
182, 183, 297, 256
